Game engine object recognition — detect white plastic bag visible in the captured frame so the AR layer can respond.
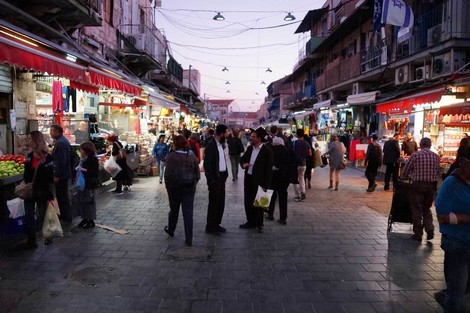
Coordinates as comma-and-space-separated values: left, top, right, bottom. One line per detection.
104, 155, 122, 178
253, 186, 274, 209
42, 202, 63, 239
7, 198, 25, 219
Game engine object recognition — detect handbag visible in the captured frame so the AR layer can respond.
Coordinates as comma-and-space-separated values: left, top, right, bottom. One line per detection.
14, 158, 41, 200
339, 159, 347, 170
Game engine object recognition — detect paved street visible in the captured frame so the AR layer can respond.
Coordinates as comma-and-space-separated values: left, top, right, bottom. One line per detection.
0, 165, 447, 313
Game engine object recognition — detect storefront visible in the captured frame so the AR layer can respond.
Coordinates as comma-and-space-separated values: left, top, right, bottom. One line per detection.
438, 102, 470, 159
0, 64, 12, 155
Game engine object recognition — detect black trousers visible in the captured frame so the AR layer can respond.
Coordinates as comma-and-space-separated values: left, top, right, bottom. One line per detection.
268, 170, 289, 221
56, 178, 71, 223
384, 162, 399, 188
243, 174, 264, 228
365, 163, 379, 188
24, 199, 47, 244
206, 171, 228, 230
167, 184, 196, 242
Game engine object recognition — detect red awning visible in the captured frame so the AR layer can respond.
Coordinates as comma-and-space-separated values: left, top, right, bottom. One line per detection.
88, 67, 142, 96
0, 35, 87, 82
439, 103, 470, 116
376, 87, 445, 114
70, 81, 99, 94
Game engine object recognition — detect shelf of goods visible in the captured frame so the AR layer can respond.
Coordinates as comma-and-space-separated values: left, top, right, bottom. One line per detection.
137, 155, 153, 176
443, 124, 470, 157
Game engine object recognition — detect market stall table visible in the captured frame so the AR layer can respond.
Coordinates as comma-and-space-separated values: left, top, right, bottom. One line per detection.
0, 174, 23, 223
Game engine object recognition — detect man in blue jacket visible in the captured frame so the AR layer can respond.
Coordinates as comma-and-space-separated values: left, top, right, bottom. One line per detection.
50, 125, 72, 224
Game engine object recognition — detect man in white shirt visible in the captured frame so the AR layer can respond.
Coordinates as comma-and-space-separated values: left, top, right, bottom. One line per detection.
203, 124, 229, 235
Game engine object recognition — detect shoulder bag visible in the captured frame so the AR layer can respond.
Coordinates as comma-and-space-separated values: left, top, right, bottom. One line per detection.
15, 158, 41, 200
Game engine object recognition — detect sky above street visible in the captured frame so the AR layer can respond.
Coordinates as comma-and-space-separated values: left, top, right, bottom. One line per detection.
155, 0, 325, 111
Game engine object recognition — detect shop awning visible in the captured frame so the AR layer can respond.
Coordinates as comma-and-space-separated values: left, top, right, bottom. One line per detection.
70, 81, 99, 94
347, 91, 380, 105
149, 92, 180, 110
377, 87, 445, 114
88, 67, 142, 96
439, 103, 470, 116
292, 109, 315, 119
313, 99, 331, 110
0, 33, 87, 82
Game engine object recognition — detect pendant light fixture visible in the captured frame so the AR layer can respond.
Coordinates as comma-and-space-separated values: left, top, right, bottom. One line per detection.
222, 66, 229, 72
265, 68, 272, 72
284, 12, 296, 21
225, 81, 230, 85
261, 81, 266, 85
213, 12, 225, 21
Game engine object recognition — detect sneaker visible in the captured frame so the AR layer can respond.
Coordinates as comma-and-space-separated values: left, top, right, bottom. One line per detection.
301, 193, 306, 200
159, 180, 162, 184
294, 197, 302, 202
164, 226, 174, 237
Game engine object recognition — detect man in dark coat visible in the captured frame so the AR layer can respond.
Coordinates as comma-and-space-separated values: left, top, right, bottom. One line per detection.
239, 127, 273, 233
365, 134, 382, 192
383, 132, 401, 190
203, 124, 229, 235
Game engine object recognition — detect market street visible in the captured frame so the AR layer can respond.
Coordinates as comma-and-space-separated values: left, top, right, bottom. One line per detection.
0, 166, 448, 313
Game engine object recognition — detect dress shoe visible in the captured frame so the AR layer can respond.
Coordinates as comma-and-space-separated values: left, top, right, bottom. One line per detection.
44, 238, 53, 245
256, 227, 264, 233
184, 239, 192, 246
427, 232, 434, 240
434, 290, 446, 308
277, 219, 287, 225
78, 219, 88, 228
217, 225, 226, 233
205, 228, 220, 236
411, 234, 422, 241
164, 226, 174, 237
83, 220, 95, 229
266, 214, 274, 221
239, 222, 255, 229
301, 193, 306, 200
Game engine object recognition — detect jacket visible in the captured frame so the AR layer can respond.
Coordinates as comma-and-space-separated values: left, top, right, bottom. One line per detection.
152, 142, 169, 161
203, 138, 227, 184
227, 137, 244, 156
382, 138, 400, 164
81, 156, 99, 190
240, 144, 273, 189
52, 135, 72, 179
24, 153, 54, 201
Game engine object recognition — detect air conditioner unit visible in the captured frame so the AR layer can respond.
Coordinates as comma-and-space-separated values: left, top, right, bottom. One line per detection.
432, 51, 468, 77
127, 34, 145, 50
395, 66, 409, 85
352, 82, 363, 95
427, 24, 442, 47
415, 66, 430, 81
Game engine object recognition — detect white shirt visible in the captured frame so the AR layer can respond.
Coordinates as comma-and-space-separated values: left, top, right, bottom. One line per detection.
248, 143, 263, 175
216, 140, 227, 172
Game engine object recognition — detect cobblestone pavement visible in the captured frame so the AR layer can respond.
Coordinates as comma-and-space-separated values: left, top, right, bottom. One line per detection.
0, 166, 447, 313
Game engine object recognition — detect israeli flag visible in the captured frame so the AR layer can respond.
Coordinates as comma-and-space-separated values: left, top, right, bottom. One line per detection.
381, 0, 414, 29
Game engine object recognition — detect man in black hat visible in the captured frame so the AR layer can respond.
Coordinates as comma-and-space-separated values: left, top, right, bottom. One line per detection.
383, 132, 401, 190
239, 127, 273, 233
203, 124, 229, 235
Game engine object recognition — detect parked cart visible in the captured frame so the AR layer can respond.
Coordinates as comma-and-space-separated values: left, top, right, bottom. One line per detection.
387, 179, 413, 231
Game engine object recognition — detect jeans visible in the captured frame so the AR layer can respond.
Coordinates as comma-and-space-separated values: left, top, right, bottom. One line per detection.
24, 199, 47, 244
409, 182, 435, 238
167, 184, 196, 242
441, 235, 470, 313
294, 165, 306, 196
384, 162, 399, 189
229, 154, 240, 180
157, 160, 166, 181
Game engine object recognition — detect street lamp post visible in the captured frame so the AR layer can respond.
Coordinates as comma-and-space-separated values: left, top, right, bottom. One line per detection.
188, 65, 193, 105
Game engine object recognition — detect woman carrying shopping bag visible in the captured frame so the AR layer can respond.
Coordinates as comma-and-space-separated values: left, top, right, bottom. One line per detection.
107, 134, 131, 194
75, 141, 99, 229
21, 131, 54, 249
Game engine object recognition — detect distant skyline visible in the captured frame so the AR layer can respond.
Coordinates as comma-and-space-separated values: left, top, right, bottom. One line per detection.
155, 0, 325, 111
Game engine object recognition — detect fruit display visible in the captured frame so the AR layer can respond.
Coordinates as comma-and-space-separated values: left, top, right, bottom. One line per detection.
0, 154, 26, 164
0, 160, 25, 179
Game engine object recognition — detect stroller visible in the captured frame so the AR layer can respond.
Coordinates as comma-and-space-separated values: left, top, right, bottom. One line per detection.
387, 179, 412, 231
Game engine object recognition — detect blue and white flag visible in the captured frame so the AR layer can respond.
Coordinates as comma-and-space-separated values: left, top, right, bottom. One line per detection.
373, 0, 383, 32
381, 0, 414, 29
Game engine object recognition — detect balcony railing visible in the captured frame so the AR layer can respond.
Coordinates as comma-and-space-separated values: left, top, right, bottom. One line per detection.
120, 24, 167, 66
360, 39, 391, 74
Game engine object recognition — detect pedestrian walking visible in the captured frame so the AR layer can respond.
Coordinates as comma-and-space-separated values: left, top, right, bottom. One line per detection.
239, 127, 273, 233
267, 137, 290, 225
401, 137, 440, 241
304, 134, 314, 190
292, 129, 312, 201
364, 134, 382, 192
107, 134, 132, 194
75, 141, 99, 229
227, 128, 244, 181
50, 125, 72, 225
434, 145, 470, 312
203, 124, 229, 235
20, 131, 54, 249
163, 135, 200, 246
323, 134, 346, 191
383, 132, 401, 190
152, 134, 169, 184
